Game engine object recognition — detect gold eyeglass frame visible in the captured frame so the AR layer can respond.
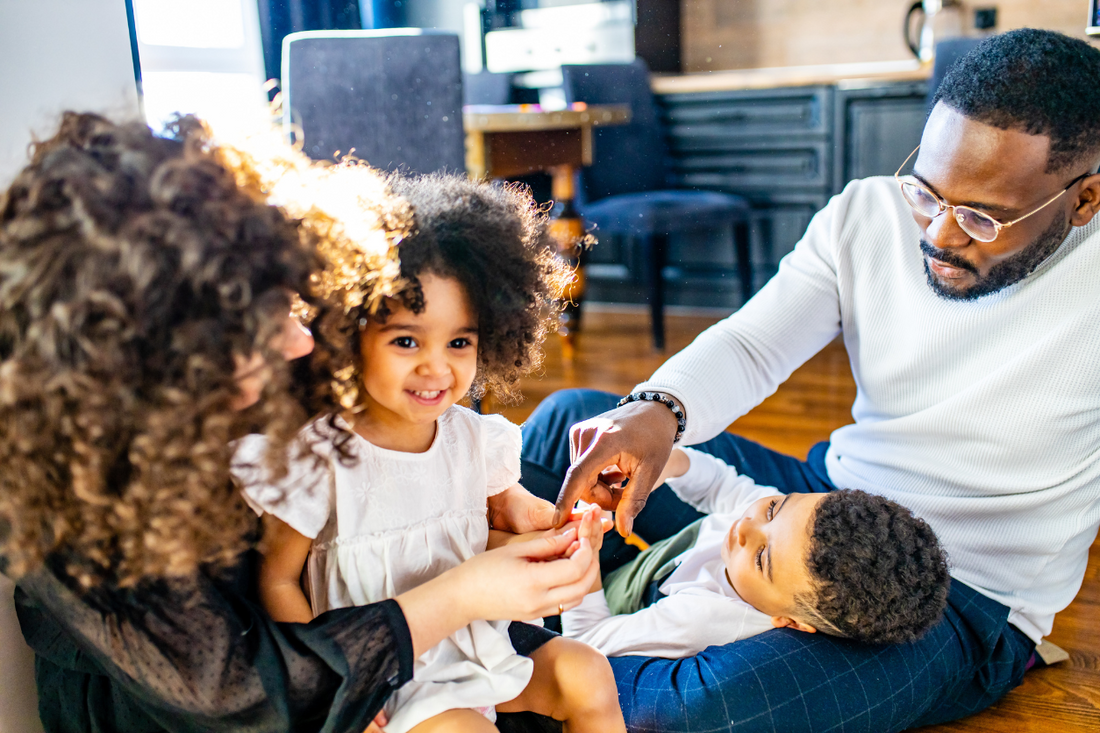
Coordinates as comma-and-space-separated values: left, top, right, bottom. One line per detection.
894, 145, 1090, 243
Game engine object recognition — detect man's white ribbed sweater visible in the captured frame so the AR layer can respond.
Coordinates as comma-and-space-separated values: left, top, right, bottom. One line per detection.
638, 176, 1100, 642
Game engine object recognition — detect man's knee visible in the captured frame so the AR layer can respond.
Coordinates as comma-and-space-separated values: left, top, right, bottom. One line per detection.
526, 389, 619, 430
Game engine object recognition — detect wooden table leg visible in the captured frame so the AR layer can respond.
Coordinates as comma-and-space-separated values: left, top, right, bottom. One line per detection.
549, 165, 586, 363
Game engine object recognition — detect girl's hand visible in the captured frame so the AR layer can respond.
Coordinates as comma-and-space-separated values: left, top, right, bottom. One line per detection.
574, 507, 608, 555
487, 483, 556, 534
557, 506, 612, 557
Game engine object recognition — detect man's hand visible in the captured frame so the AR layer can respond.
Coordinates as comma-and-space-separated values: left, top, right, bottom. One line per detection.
554, 399, 679, 537
487, 483, 556, 534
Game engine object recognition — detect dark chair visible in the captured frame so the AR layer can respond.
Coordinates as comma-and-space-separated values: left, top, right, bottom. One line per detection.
927, 37, 983, 110
282, 30, 465, 174
463, 71, 514, 106
560, 59, 752, 350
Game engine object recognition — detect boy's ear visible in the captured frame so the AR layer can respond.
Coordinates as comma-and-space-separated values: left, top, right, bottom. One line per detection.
771, 616, 817, 634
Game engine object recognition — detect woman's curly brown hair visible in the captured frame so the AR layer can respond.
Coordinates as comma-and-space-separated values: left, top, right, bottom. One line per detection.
795, 489, 951, 645
344, 172, 570, 403
0, 112, 404, 588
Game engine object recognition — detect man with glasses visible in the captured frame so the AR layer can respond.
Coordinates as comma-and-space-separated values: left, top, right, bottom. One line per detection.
520, 28, 1100, 732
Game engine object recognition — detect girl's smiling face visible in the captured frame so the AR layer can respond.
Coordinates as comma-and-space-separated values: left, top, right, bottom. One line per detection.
355, 274, 479, 452
721, 491, 826, 631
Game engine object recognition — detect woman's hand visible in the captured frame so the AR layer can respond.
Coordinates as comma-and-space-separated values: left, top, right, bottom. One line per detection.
363, 710, 387, 733
457, 529, 599, 620
395, 529, 599, 658
554, 399, 680, 537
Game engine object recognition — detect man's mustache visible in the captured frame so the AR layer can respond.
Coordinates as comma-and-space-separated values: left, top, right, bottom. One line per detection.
919, 240, 978, 275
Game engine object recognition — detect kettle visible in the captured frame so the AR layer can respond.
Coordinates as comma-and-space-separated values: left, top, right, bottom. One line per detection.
905, 0, 965, 62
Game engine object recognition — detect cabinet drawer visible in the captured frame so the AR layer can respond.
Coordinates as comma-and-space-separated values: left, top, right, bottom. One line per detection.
833, 82, 928, 193
660, 86, 832, 139
671, 139, 830, 192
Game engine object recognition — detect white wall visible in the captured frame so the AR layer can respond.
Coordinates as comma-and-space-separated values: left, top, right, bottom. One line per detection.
0, 0, 141, 186
0, 2, 140, 729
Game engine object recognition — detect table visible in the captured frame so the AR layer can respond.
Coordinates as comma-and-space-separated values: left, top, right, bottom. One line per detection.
463, 103, 631, 181
464, 104, 631, 360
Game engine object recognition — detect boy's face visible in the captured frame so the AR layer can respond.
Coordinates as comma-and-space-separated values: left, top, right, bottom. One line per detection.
358, 274, 479, 437
721, 492, 827, 629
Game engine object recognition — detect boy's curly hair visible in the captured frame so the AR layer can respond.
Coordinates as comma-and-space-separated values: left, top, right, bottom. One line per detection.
357, 172, 570, 402
795, 490, 950, 645
0, 112, 405, 588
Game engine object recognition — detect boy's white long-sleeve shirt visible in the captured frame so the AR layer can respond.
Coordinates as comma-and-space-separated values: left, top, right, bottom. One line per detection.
635, 177, 1100, 642
562, 449, 777, 657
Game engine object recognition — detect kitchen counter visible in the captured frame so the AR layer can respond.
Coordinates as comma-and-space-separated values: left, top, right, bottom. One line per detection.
652, 59, 930, 95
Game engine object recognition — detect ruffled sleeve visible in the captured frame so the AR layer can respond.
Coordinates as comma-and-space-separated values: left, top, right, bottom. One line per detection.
480, 413, 523, 496
230, 432, 332, 540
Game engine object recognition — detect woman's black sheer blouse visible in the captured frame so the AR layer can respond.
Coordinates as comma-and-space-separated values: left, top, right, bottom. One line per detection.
13, 549, 414, 733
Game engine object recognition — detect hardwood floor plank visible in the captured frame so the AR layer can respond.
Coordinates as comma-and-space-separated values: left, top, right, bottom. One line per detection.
485, 307, 1100, 733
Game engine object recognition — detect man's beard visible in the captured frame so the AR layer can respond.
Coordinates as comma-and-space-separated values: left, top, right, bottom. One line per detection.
920, 214, 1070, 301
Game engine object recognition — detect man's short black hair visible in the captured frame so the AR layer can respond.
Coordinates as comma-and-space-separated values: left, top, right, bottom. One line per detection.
933, 28, 1100, 173
796, 490, 950, 645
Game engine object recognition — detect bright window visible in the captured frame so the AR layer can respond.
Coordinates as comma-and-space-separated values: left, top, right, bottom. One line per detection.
132, 0, 268, 133
134, 0, 245, 49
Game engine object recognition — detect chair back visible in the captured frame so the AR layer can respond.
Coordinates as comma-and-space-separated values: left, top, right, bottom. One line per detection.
282, 30, 465, 174
463, 71, 514, 106
560, 59, 669, 204
927, 36, 983, 110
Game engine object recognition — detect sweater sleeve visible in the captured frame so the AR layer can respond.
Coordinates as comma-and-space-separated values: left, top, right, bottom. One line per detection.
666, 448, 782, 515
636, 188, 849, 444
14, 561, 414, 733
561, 588, 773, 658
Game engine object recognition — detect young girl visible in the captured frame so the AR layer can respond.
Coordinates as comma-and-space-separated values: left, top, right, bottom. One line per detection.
233, 173, 625, 733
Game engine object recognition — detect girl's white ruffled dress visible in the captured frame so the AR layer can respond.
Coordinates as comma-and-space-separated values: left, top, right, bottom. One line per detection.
232, 406, 532, 733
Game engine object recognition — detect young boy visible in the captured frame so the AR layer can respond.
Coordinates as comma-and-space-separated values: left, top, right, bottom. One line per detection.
562, 447, 950, 656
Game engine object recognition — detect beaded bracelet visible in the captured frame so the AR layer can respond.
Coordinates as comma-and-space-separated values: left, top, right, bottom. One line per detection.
617, 391, 687, 443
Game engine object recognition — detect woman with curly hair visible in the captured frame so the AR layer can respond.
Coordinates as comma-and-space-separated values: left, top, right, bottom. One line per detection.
0, 112, 598, 733
236, 173, 625, 733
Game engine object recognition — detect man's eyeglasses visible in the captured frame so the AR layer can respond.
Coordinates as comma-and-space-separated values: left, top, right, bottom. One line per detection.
894, 145, 1092, 243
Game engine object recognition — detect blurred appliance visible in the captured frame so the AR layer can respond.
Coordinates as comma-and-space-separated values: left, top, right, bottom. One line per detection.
905, 0, 964, 62
1089, 0, 1100, 37
484, 1, 635, 73
282, 30, 465, 174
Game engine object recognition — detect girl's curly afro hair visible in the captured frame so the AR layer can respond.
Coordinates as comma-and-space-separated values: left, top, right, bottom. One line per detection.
367, 172, 570, 402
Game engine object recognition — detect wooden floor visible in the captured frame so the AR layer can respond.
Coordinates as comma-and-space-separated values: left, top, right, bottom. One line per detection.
482, 306, 1100, 733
